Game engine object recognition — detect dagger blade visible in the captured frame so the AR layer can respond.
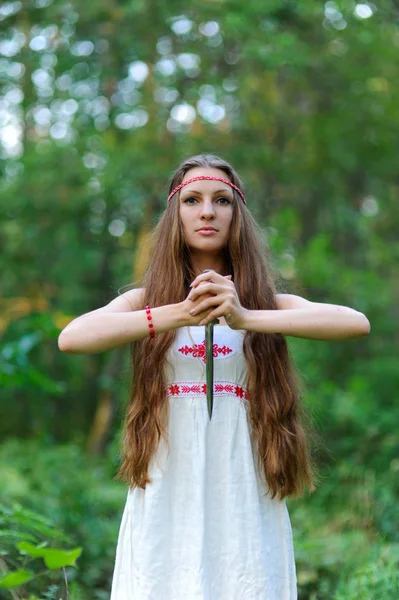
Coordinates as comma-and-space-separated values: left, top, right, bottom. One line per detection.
205, 317, 218, 419
201, 269, 219, 420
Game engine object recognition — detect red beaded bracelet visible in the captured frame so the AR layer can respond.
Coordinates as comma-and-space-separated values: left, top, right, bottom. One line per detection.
145, 305, 155, 339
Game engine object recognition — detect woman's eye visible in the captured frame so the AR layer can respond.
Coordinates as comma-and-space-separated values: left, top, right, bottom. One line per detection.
183, 196, 231, 205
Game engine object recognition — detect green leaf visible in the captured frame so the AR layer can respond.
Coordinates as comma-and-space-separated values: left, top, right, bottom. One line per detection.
42, 547, 83, 570
17, 542, 82, 569
0, 568, 35, 588
17, 540, 48, 558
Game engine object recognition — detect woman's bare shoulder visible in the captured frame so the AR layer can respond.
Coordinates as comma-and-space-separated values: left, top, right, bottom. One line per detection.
83, 288, 146, 316
61, 288, 146, 330
113, 287, 146, 311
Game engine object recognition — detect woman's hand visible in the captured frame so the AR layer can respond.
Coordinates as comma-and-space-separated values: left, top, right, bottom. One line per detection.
186, 271, 248, 329
181, 279, 222, 327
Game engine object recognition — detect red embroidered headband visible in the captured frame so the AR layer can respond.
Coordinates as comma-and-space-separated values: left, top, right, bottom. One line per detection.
167, 176, 246, 205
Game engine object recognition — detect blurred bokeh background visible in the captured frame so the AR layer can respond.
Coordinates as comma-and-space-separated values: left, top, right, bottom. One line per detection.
1, 1, 398, 598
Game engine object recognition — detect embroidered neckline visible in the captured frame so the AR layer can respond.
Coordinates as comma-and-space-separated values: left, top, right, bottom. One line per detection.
178, 339, 233, 363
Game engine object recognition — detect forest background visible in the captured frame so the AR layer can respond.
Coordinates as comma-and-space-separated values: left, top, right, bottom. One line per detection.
0, 0, 398, 598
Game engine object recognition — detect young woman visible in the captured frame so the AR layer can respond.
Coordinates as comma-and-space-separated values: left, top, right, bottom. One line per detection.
58, 154, 370, 599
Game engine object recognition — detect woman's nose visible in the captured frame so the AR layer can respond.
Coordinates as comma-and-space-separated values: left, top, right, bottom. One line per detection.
200, 199, 216, 218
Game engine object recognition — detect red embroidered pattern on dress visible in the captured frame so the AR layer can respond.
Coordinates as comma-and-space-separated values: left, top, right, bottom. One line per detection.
166, 380, 248, 400
178, 339, 233, 363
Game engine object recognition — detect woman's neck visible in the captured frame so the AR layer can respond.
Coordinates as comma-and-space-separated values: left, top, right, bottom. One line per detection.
190, 255, 228, 277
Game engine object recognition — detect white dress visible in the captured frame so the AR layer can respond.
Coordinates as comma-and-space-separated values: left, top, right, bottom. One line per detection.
110, 325, 297, 600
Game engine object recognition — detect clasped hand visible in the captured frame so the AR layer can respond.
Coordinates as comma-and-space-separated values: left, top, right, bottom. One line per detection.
185, 271, 247, 329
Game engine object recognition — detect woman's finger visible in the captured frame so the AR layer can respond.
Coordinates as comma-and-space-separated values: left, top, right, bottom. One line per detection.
189, 295, 224, 316
190, 270, 232, 288
198, 307, 225, 327
188, 282, 226, 302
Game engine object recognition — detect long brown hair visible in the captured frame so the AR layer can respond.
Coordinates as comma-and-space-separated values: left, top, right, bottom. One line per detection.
117, 154, 315, 499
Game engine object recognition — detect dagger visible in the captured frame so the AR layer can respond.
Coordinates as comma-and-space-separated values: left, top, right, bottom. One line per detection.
202, 269, 219, 420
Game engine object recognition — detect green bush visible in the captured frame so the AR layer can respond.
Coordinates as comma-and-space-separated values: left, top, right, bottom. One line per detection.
0, 440, 126, 599
333, 544, 399, 599
0, 503, 82, 599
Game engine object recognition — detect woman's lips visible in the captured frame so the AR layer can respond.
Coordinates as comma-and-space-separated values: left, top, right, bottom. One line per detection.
197, 229, 218, 235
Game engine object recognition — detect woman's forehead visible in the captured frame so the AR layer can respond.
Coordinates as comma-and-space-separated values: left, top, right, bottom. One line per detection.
180, 169, 233, 196
180, 183, 233, 196
182, 167, 229, 182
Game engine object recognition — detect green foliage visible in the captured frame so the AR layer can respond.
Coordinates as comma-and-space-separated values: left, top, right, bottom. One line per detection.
0, 569, 35, 589
0, 503, 81, 598
333, 545, 399, 599
0, 314, 65, 394
0, 440, 126, 598
17, 542, 82, 570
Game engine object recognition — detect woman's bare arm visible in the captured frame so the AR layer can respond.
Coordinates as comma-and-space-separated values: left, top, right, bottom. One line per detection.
58, 289, 179, 354
241, 293, 371, 340
57, 288, 213, 354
